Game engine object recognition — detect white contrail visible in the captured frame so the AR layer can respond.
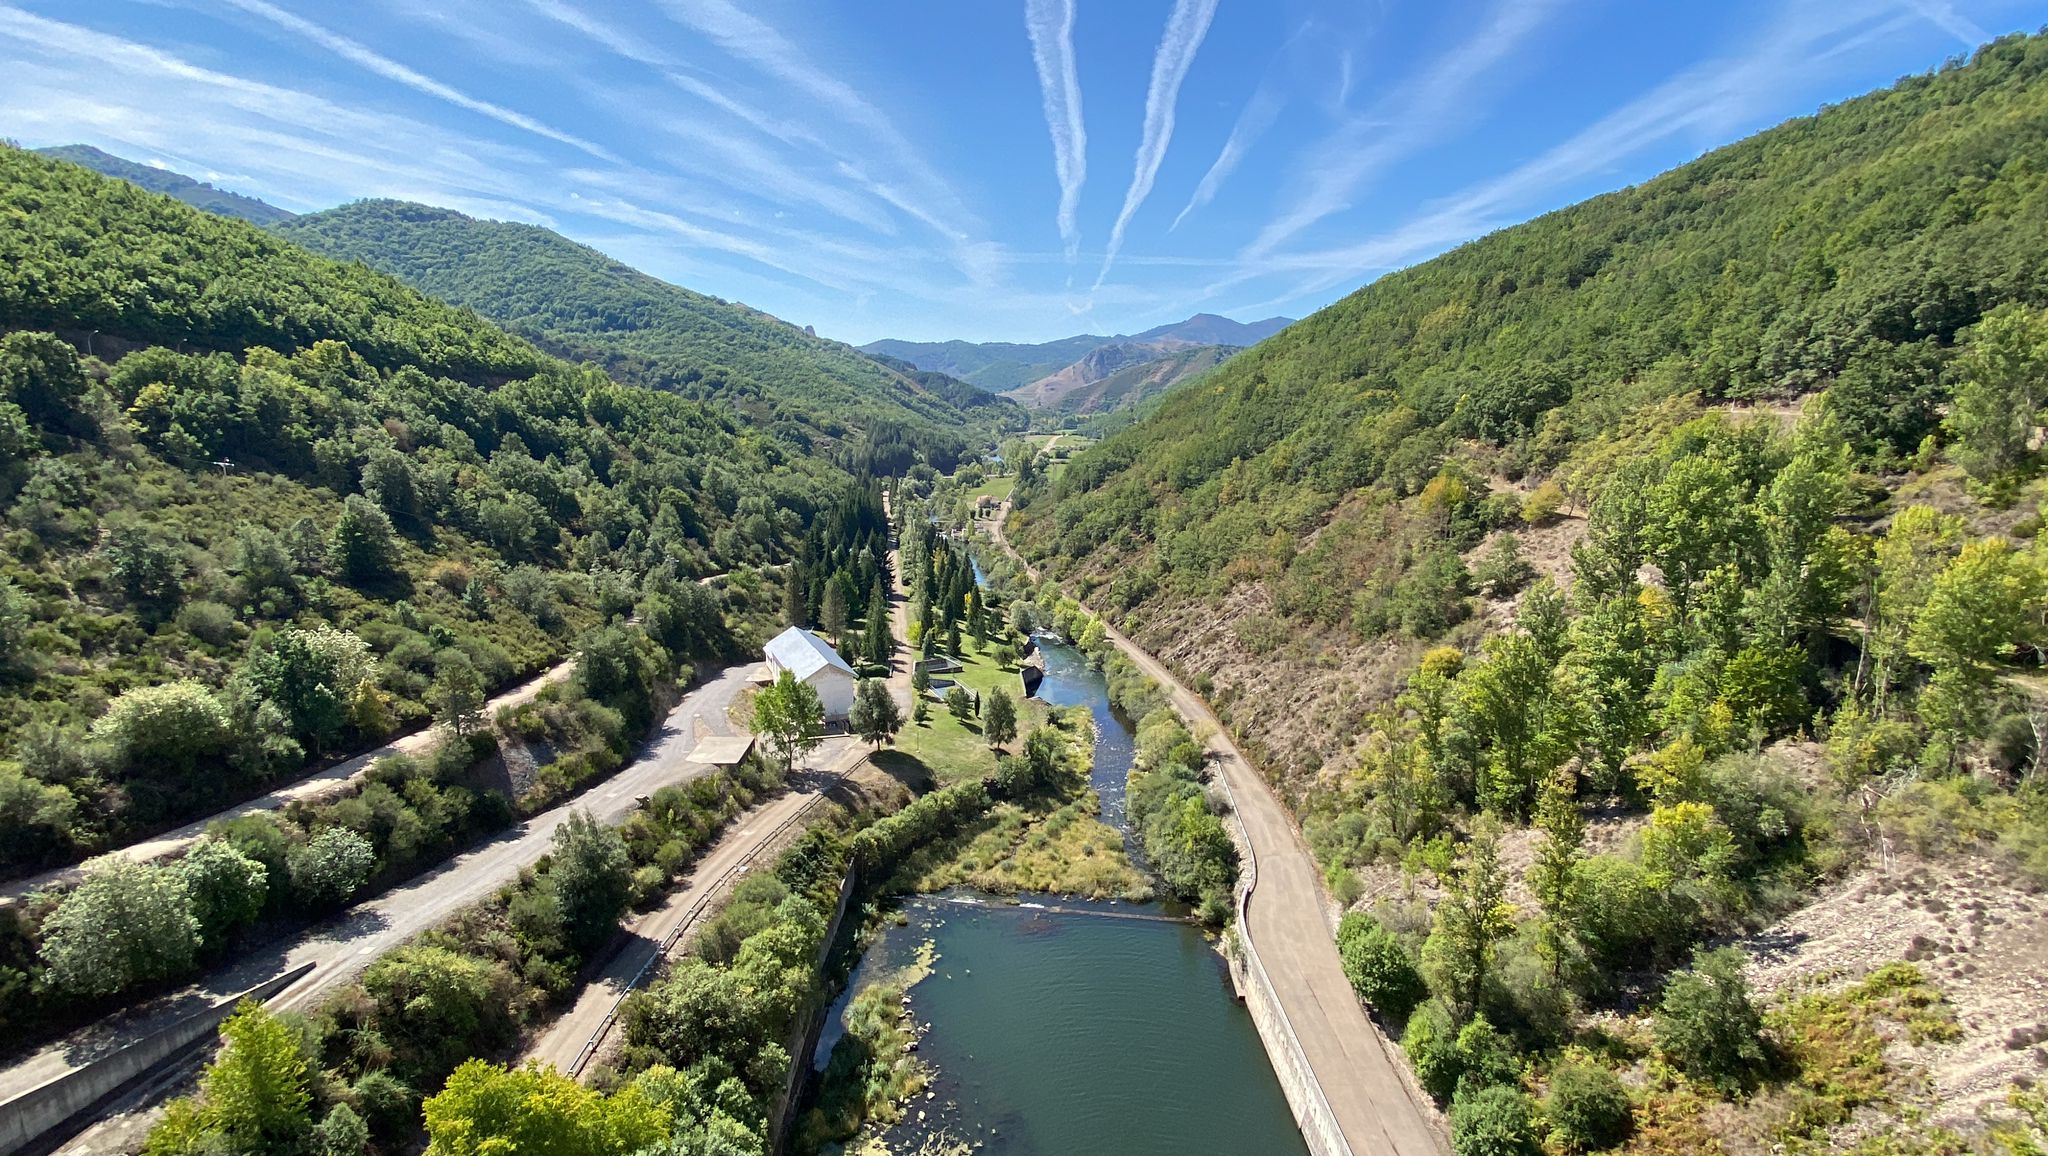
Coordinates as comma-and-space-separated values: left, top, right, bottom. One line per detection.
1094, 0, 1219, 290
1900, 0, 1986, 47
1243, 0, 1556, 261
216, 0, 618, 162
1025, 0, 1087, 260
1171, 84, 1280, 231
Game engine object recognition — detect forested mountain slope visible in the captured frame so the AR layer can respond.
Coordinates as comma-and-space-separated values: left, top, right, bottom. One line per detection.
276, 200, 1022, 472
33, 144, 295, 226
0, 144, 852, 877
1020, 32, 2048, 613
1006, 32, 2048, 1151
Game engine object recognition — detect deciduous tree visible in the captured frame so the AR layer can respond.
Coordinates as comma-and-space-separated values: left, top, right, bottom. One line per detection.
751, 670, 824, 775
984, 687, 1018, 750
848, 678, 901, 749
41, 855, 199, 997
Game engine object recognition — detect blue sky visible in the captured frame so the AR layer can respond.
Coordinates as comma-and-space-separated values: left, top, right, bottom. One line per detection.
2, 2, 2043, 345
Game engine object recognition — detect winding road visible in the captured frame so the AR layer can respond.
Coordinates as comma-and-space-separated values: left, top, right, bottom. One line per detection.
10, 662, 758, 1154
986, 501, 1446, 1156
1, 655, 582, 902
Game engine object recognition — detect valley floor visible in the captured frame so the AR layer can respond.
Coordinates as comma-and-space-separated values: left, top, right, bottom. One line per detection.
985, 502, 1449, 1156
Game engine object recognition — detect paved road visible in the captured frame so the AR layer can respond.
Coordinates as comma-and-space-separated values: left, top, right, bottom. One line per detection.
6, 663, 757, 1154
2, 656, 581, 902
529, 514, 917, 1077
987, 504, 1446, 1156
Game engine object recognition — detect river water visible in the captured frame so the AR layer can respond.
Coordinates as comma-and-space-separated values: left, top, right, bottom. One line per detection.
814, 631, 1310, 1156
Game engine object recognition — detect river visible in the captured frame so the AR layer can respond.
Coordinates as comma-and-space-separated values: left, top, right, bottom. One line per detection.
812, 629, 1310, 1156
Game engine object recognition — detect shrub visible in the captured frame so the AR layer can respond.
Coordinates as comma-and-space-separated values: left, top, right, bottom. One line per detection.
1402, 998, 1465, 1104
1544, 1059, 1632, 1152
177, 837, 268, 945
289, 828, 375, 910
1520, 481, 1565, 525
89, 680, 231, 780
312, 1103, 369, 1156
1653, 946, 1769, 1092
41, 855, 199, 997
1337, 912, 1426, 1024
349, 1071, 418, 1144
176, 600, 239, 647
1451, 1084, 1540, 1156
1454, 1014, 1522, 1098
361, 946, 522, 1084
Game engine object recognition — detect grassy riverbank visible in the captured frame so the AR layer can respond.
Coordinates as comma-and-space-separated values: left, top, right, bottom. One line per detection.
894, 643, 1045, 784
886, 707, 1150, 902
798, 940, 937, 1151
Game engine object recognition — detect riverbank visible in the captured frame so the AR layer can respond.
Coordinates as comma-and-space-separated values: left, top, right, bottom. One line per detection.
982, 500, 1449, 1156
798, 622, 1306, 1156
882, 708, 1151, 903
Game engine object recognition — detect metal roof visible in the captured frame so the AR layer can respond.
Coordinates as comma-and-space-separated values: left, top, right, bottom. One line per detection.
687, 735, 757, 767
763, 626, 857, 681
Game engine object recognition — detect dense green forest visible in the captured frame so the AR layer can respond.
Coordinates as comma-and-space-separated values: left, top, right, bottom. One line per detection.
1022, 34, 2048, 585
273, 201, 1025, 473
1008, 32, 2048, 1156
0, 144, 914, 881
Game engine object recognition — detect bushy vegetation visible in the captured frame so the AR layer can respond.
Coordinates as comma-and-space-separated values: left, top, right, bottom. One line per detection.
998, 34, 2048, 1154
0, 146, 1003, 894
139, 754, 780, 1154
1127, 703, 1237, 923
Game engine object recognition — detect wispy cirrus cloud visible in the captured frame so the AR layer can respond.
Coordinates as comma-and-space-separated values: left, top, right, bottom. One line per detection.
1243, 0, 1559, 260
655, 0, 979, 244
1172, 84, 1281, 232
1902, 0, 1988, 46
1094, 0, 1219, 289
1024, 0, 1087, 260
214, 0, 619, 162
1215, 0, 1948, 311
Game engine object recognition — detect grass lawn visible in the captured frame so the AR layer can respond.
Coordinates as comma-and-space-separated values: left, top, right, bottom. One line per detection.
962, 472, 1016, 502
886, 708, 1151, 902
894, 641, 1045, 785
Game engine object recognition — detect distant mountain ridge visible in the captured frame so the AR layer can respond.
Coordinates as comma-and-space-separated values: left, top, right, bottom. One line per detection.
1007, 343, 1240, 416
860, 312, 1292, 392
34, 144, 295, 225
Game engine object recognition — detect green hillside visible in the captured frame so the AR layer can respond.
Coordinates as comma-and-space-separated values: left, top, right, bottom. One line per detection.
1020, 34, 2048, 587
998, 36, 2048, 1150
33, 144, 296, 226
859, 333, 1107, 391
275, 201, 1022, 472
0, 144, 847, 875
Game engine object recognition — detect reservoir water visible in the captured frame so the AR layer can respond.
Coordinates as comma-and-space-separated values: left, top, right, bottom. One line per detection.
816, 632, 1311, 1156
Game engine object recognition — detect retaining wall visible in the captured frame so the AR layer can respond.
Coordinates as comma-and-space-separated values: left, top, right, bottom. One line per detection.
1213, 767, 1355, 1156
0, 962, 316, 1156
767, 861, 862, 1155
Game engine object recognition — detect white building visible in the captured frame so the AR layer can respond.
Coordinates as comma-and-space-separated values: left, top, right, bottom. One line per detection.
762, 627, 859, 720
